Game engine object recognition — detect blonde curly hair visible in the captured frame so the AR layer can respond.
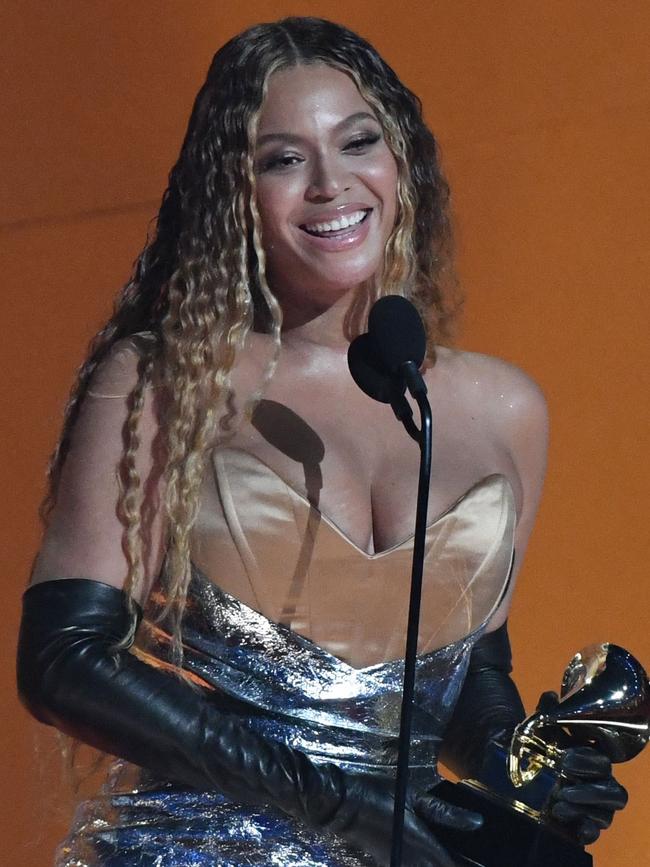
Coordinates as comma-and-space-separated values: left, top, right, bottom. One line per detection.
42, 17, 458, 663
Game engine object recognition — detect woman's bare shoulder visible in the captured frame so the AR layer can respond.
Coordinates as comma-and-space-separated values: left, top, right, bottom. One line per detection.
433, 345, 547, 424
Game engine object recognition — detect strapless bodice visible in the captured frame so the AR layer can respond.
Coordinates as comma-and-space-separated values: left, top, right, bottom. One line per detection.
187, 447, 516, 671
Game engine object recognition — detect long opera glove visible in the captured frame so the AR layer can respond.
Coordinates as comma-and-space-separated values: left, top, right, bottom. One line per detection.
439, 621, 526, 781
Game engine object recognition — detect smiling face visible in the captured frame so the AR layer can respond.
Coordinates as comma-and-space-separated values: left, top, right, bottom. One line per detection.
253, 64, 398, 319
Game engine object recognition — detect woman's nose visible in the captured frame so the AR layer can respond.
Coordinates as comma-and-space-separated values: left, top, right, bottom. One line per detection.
305, 154, 350, 202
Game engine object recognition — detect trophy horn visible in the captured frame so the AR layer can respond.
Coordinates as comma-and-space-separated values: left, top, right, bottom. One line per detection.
509, 643, 650, 787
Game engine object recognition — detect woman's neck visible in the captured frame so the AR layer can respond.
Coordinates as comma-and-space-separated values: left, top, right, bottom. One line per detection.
279, 285, 369, 351
280, 291, 349, 350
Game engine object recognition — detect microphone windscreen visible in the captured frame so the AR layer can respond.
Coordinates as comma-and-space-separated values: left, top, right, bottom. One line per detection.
347, 334, 395, 404
368, 295, 426, 374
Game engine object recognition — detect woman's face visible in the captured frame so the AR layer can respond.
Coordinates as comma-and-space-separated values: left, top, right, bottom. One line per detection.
253, 64, 398, 315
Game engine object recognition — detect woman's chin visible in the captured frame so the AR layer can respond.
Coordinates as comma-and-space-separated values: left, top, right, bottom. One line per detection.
270, 271, 374, 307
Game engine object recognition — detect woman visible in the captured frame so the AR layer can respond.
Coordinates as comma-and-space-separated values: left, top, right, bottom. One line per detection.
17, 17, 627, 867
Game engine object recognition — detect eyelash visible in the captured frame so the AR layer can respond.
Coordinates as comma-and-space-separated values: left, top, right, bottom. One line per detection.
258, 133, 382, 173
343, 133, 381, 151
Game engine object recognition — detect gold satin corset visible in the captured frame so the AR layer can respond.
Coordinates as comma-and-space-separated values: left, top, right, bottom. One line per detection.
191, 448, 516, 671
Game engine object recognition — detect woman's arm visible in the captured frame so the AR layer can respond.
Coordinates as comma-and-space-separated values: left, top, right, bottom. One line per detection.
439, 360, 627, 843
30, 339, 167, 602
481, 359, 549, 631
439, 620, 525, 781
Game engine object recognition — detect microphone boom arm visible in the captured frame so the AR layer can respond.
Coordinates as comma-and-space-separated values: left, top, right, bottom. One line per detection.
390, 368, 433, 867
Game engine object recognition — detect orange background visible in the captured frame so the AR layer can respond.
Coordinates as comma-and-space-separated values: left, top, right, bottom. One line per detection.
2, 2, 648, 864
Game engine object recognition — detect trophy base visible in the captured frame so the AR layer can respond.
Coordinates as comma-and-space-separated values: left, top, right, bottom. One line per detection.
433, 779, 592, 867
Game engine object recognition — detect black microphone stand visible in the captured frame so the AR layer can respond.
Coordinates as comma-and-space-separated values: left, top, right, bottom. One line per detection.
390, 360, 433, 867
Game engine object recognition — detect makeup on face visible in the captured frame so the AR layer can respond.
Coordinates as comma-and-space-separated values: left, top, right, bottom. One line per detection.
253, 64, 398, 309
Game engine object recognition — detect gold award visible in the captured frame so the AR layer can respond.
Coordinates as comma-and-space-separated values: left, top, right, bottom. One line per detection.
510, 643, 650, 792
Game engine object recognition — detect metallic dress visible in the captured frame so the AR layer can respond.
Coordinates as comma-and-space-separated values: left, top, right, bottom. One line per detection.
55, 446, 516, 867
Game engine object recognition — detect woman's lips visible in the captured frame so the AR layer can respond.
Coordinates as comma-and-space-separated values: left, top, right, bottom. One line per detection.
298, 209, 372, 251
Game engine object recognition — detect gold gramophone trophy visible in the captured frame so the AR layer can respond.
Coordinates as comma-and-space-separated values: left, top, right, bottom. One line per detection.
434, 643, 650, 867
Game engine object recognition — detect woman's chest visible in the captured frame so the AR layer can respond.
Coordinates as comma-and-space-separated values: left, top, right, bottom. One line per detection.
221, 378, 515, 555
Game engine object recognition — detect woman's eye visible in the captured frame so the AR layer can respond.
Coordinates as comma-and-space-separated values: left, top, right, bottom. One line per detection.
258, 153, 302, 173
343, 133, 381, 152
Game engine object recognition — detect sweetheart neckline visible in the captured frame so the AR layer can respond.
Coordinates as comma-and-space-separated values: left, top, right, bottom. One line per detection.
215, 447, 516, 560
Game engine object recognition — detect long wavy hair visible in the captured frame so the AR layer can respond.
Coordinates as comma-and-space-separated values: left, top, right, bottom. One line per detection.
42, 17, 458, 660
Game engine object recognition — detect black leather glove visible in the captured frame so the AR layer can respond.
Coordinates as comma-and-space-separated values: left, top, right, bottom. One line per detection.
439, 621, 526, 781
17, 578, 481, 867
536, 692, 629, 845
330, 779, 483, 866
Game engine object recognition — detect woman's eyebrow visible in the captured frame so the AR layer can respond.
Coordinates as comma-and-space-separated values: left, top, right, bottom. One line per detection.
256, 112, 380, 147
336, 111, 379, 131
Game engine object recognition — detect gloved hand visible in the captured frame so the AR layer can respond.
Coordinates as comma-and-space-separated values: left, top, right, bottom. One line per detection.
327, 775, 483, 866
17, 578, 481, 866
536, 692, 629, 845
439, 626, 629, 849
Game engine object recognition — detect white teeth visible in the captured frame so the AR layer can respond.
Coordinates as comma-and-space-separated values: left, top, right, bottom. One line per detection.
304, 210, 367, 234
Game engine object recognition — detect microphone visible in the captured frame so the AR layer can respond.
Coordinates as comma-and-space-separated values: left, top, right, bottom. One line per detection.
347, 333, 396, 404
368, 295, 426, 376
348, 331, 417, 437
347, 296, 428, 438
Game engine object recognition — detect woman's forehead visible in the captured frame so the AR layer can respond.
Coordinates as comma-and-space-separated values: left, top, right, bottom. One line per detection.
257, 64, 377, 136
